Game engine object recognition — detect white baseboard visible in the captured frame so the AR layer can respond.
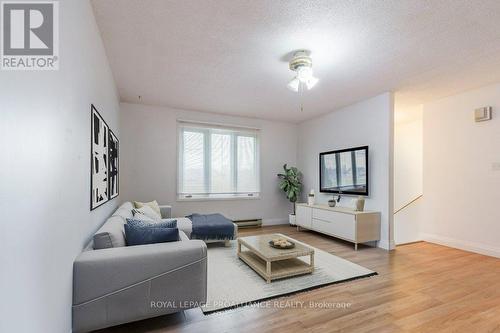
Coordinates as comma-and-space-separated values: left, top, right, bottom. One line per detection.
395, 237, 422, 246
421, 233, 500, 258
377, 239, 396, 250
262, 218, 289, 226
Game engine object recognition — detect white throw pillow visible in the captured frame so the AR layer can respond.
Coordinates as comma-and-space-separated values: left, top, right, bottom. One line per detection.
132, 205, 161, 221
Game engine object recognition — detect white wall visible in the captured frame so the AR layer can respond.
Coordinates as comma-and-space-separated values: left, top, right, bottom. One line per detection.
120, 103, 297, 225
394, 106, 423, 210
297, 93, 394, 249
394, 105, 423, 244
421, 82, 500, 258
0, 1, 120, 332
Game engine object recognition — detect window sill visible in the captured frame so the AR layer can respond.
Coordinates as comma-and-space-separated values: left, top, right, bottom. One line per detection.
176, 195, 260, 202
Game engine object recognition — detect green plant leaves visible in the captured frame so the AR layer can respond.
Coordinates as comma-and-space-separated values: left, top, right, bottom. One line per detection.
277, 164, 302, 203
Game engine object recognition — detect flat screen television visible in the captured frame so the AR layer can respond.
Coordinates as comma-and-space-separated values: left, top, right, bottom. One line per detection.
319, 146, 369, 195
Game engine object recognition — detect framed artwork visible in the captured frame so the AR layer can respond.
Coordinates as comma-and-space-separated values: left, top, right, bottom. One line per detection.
108, 129, 119, 199
91, 104, 109, 210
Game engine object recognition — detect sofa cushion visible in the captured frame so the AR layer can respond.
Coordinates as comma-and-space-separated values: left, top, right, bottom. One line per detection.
93, 215, 126, 249
112, 202, 134, 220
133, 200, 161, 216
124, 225, 179, 246
126, 218, 177, 229
178, 230, 190, 241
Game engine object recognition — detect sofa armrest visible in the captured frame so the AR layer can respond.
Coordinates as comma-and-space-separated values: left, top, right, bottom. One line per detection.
73, 240, 207, 306
159, 205, 172, 219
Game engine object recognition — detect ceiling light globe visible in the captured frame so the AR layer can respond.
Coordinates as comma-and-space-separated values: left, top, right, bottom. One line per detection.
287, 78, 300, 92
306, 76, 319, 90
297, 66, 312, 82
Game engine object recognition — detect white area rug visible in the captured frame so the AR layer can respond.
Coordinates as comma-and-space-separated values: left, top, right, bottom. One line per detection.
202, 236, 376, 314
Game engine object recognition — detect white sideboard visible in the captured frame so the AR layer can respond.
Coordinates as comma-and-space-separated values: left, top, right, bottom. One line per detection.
295, 203, 381, 250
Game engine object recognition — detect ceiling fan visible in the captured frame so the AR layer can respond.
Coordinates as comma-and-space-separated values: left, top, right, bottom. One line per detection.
287, 50, 319, 92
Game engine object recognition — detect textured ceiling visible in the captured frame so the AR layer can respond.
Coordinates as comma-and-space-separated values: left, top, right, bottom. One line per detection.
92, 0, 500, 122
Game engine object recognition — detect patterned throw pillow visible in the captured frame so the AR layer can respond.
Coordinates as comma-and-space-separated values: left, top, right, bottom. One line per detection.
133, 200, 161, 216
132, 205, 161, 220
126, 218, 177, 229
131, 210, 156, 223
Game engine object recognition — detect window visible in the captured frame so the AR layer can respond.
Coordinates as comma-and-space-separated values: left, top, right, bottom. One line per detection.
178, 121, 260, 199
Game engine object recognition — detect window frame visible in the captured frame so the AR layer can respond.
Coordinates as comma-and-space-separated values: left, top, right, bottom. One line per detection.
177, 121, 261, 201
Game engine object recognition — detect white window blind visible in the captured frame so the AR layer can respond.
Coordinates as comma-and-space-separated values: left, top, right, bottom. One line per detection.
178, 121, 260, 199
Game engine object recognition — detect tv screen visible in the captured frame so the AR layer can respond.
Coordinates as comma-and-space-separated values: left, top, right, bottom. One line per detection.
319, 146, 368, 195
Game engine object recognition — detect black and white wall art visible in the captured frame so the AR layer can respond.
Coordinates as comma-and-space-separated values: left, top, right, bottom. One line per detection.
91, 105, 109, 209
108, 130, 119, 199
91, 104, 119, 210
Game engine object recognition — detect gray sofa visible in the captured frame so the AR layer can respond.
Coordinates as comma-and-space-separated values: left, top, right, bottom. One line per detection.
72, 202, 207, 333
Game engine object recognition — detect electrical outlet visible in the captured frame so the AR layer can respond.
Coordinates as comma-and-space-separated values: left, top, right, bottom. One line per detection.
492, 163, 500, 171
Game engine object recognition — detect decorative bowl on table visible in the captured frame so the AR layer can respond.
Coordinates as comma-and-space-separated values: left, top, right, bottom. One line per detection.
268, 238, 295, 249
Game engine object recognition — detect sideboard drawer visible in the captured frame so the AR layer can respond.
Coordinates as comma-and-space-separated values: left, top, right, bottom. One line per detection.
313, 208, 353, 224
312, 210, 355, 240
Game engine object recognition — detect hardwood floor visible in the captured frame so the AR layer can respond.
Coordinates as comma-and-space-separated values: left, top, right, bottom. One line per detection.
98, 225, 500, 333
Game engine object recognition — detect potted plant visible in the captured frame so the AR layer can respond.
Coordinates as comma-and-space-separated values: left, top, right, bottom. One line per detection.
277, 164, 302, 225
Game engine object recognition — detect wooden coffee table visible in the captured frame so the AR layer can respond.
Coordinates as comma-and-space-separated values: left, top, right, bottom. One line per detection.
237, 234, 314, 283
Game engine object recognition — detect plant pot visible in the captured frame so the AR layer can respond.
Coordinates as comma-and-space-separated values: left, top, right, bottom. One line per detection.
289, 214, 296, 225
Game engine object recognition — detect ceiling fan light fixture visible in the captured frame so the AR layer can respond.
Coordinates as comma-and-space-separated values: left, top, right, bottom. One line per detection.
287, 50, 318, 92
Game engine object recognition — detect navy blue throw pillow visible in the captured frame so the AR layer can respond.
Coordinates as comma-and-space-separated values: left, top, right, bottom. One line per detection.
124, 224, 179, 246
126, 218, 177, 229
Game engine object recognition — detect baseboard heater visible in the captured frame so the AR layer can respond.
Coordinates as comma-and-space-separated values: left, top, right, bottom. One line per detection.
233, 218, 262, 228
